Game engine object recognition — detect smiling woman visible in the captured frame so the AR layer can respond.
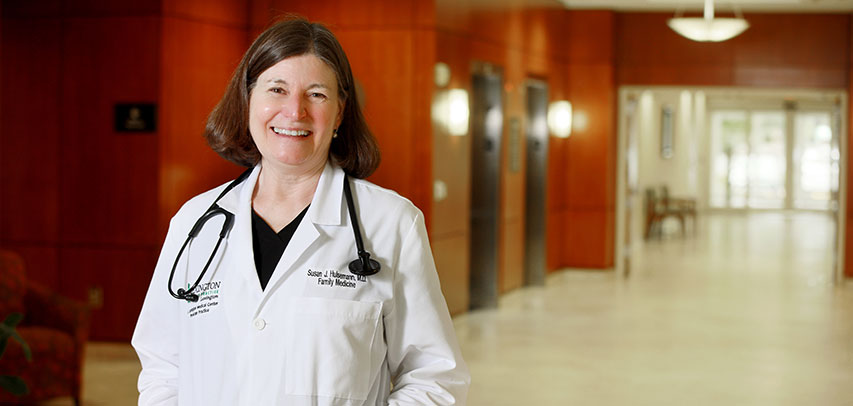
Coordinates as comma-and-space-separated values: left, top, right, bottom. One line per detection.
131, 17, 469, 406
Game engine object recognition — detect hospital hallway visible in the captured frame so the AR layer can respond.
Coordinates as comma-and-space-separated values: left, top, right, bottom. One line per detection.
49, 211, 853, 406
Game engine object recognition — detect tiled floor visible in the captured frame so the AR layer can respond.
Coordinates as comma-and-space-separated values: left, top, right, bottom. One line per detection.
48, 212, 853, 405
456, 211, 852, 405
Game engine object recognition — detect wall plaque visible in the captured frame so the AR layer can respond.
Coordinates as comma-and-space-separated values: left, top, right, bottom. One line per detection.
115, 103, 156, 133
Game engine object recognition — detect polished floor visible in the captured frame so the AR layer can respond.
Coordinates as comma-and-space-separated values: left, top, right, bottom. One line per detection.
49, 212, 853, 405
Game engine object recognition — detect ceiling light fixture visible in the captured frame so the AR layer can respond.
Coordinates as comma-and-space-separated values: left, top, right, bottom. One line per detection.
668, 0, 749, 42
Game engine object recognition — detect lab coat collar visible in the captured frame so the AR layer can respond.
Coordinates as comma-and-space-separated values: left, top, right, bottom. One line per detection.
216, 165, 260, 216
307, 161, 345, 227
216, 162, 343, 227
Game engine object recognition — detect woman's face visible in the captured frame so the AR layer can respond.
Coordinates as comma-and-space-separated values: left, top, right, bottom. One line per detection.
248, 54, 343, 174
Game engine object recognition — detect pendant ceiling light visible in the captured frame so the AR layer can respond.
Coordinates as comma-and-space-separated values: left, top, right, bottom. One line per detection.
668, 0, 749, 42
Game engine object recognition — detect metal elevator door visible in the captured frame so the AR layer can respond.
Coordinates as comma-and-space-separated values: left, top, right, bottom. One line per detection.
524, 81, 548, 286
469, 69, 503, 309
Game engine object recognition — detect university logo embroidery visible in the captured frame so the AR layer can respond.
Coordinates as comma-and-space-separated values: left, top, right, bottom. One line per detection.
187, 280, 222, 318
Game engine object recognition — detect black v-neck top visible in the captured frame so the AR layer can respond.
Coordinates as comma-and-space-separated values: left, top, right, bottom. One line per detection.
251, 205, 309, 291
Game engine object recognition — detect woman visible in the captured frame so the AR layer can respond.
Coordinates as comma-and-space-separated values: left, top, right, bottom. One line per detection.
132, 18, 469, 405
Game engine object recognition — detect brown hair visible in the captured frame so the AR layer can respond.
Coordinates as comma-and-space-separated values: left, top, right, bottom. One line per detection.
204, 17, 380, 178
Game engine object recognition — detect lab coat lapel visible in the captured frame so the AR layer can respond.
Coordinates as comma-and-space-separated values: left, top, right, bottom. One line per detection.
218, 166, 264, 340
259, 162, 345, 300
218, 165, 263, 290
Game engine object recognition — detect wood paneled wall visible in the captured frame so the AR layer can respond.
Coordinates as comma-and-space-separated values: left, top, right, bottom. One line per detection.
616, 13, 849, 89
158, 1, 250, 235
553, 11, 617, 270
433, 3, 619, 290
1, 1, 162, 340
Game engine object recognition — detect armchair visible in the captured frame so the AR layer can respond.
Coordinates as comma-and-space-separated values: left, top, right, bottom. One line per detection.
0, 250, 91, 405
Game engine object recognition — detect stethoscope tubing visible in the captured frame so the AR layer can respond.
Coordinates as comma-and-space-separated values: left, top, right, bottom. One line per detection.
167, 168, 379, 303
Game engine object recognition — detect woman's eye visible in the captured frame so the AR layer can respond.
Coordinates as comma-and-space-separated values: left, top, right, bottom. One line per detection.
269, 87, 285, 94
310, 92, 327, 101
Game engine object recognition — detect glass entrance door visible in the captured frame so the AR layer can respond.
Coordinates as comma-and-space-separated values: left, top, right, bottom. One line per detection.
793, 111, 835, 210
709, 106, 836, 210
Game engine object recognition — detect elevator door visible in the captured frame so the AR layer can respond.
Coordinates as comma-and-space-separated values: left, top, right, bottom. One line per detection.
469, 70, 503, 309
524, 81, 548, 286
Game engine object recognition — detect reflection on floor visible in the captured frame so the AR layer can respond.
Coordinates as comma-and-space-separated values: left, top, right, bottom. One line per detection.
47, 212, 853, 405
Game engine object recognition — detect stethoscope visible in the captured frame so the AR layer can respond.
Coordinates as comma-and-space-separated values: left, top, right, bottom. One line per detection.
167, 168, 381, 302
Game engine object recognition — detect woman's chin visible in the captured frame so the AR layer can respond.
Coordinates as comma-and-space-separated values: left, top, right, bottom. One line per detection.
263, 154, 326, 173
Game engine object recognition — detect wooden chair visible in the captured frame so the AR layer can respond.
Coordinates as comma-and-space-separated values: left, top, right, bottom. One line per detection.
660, 186, 697, 235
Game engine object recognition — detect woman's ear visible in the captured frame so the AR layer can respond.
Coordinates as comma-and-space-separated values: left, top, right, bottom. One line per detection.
335, 99, 345, 129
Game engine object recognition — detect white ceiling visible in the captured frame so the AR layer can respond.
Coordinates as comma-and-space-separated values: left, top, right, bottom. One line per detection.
556, 0, 853, 13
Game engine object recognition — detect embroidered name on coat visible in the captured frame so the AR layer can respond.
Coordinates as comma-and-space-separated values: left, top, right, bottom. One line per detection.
307, 269, 366, 289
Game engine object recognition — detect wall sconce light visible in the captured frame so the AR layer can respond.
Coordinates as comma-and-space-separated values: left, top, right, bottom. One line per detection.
547, 100, 572, 138
432, 88, 470, 136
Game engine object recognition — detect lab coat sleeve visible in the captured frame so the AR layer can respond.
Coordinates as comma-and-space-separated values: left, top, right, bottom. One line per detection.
385, 212, 471, 405
131, 215, 184, 406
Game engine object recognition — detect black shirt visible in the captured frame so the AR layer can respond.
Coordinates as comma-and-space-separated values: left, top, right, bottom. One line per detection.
251, 205, 309, 291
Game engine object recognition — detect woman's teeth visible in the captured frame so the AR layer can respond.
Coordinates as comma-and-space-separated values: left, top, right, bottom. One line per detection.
272, 127, 310, 137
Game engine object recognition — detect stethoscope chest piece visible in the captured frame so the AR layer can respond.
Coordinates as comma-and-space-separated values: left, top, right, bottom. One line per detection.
349, 253, 380, 276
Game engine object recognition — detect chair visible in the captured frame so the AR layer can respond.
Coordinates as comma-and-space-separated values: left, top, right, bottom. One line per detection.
644, 187, 668, 239
660, 186, 697, 235
645, 187, 697, 239
0, 250, 91, 406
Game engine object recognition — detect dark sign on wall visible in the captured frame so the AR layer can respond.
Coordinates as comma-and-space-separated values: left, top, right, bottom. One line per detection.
114, 103, 156, 133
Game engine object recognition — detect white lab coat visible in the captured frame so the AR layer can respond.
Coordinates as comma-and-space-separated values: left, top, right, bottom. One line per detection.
132, 163, 469, 405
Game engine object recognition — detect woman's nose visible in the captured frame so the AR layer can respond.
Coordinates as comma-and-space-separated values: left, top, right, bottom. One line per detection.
282, 95, 307, 119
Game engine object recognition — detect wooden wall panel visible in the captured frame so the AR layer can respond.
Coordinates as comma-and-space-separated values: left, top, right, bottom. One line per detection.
158, 16, 249, 233
562, 208, 614, 268
550, 10, 617, 271
411, 29, 436, 226
431, 233, 470, 315
1, 2, 175, 340
616, 13, 849, 89
0, 19, 61, 246
500, 42, 527, 292
263, 0, 417, 28
163, 0, 247, 25
336, 29, 417, 199
432, 30, 472, 308
63, 0, 161, 16
567, 10, 614, 65
545, 209, 564, 271
565, 64, 616, 209
2, 0, 62, 17
59, 17, 160, 246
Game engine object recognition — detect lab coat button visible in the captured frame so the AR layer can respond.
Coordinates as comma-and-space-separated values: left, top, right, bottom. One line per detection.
253, 318, 266, 330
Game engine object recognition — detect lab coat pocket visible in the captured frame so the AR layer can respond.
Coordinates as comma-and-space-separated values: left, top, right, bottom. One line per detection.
285, 297, 382, 400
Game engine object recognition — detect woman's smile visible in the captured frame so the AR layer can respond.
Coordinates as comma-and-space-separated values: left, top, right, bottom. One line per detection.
271, 127, 312, 137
